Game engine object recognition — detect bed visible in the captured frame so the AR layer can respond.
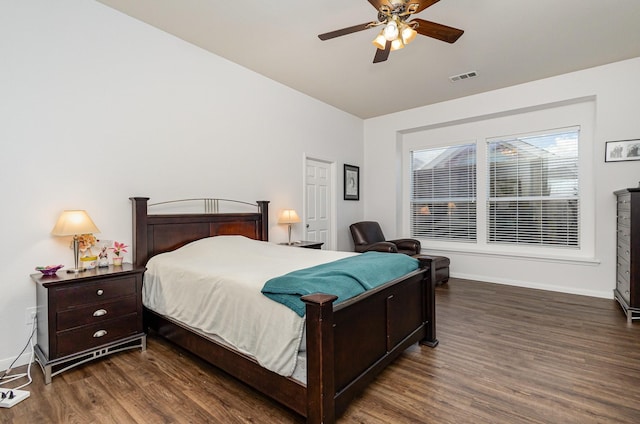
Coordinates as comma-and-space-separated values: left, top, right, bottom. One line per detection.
131, 197, 438, 423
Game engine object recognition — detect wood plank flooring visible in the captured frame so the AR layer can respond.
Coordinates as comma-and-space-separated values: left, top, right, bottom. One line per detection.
3, 278, 640, 423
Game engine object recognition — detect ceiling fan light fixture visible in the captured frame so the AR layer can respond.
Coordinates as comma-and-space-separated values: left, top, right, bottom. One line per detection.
401, 24, 417, 45
372, 32, 387, 50
390, 38, 405, 51
382, 20, 399, 41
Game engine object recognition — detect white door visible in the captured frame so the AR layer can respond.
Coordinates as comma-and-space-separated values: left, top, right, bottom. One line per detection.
305, 159, 332, 249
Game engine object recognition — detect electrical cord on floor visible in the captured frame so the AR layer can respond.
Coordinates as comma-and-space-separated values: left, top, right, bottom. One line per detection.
0, 315, 36, 391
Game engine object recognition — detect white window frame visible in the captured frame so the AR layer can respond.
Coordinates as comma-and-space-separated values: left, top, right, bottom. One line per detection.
401, 98, 595, 262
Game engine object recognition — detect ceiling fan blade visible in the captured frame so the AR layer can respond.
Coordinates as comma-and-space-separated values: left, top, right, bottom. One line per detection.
412, 18, 464, 43
373, 40, 391, 63
411, 0, 441, 15
367, 0, 388, 11
318, 23, 372, 40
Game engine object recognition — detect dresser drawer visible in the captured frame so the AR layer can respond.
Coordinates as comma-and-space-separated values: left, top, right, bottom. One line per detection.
617, 194, 631, 211
617, 209, 631, 228
617, 255, 631, 303
617, 238, 631, 263
56, 295, 138, 331
56, 313, 139, 358
55, 276, 137, 309
617, 273, 631, 304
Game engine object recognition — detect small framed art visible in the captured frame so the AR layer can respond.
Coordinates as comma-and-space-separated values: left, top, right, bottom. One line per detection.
605, 139, 640, 162
344, 164, 360, 201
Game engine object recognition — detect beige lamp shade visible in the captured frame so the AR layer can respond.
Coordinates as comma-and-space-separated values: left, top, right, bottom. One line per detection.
51, 210, 100, 236
278, 209, 301, 225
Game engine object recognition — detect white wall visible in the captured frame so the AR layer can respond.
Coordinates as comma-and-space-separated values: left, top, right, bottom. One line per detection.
0, 1, 363, 370
364, 57, 640, 299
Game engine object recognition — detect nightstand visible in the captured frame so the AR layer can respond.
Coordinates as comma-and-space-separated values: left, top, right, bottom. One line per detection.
31, 263, 146, 384
279, 241, 324, 249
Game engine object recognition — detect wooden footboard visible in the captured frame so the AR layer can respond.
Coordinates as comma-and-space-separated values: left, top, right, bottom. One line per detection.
303, 263, 436, 423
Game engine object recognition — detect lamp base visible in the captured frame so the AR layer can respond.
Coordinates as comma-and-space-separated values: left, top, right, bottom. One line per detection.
66, 268, 87, 274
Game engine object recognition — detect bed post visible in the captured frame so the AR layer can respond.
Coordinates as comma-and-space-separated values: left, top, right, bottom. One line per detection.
130, 197, 149, 268
302, 293, 338, 424
416, 256, 439, 347
257, 200, 269, 241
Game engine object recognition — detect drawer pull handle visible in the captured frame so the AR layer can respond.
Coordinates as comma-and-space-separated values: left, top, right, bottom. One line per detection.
96, 289, 104, 296
93, 330, 108, 338
93, 309, 107, 317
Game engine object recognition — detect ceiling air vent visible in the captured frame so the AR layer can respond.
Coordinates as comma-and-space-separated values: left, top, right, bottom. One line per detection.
449, 71, 478, 82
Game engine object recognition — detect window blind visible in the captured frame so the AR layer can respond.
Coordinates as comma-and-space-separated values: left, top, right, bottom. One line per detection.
410, 144, 477, 241
487, 128, 579, 247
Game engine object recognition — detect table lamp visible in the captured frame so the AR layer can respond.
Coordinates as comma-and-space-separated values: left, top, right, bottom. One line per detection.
278, 209, 301, 245
51, 210, 101, 273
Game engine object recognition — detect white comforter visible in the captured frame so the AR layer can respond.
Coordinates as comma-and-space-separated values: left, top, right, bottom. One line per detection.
143, 236, 356, 376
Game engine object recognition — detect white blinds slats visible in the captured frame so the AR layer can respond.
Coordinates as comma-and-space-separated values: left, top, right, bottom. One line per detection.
410, 144, 477, 241
487, 128, 580, 247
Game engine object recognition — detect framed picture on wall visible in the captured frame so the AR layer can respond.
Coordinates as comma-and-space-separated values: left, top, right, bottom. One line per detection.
605, 139, 640, 162
344, 164, 360, 201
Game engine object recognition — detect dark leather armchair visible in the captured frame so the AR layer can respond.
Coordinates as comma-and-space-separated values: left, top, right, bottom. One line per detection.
349, 221, 450, 284
349, 221, 421, 255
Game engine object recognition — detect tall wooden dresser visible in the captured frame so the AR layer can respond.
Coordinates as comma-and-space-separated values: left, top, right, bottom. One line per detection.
614, 188, 640, 322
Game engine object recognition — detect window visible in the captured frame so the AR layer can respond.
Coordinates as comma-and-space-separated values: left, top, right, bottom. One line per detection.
487, 128, 579, 247
410, 144, 477, 241
402, 99, 594, 260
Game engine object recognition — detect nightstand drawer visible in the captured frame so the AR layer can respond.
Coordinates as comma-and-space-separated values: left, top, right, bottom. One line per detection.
56, 295, 138, 331
55, 276, 137, 309
56, 313, 139, 357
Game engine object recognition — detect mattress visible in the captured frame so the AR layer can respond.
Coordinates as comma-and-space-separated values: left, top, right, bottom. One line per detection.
142, 235, 356, 377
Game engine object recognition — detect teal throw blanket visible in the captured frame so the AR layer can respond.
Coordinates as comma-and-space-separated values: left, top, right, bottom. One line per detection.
262, 252, 419, 317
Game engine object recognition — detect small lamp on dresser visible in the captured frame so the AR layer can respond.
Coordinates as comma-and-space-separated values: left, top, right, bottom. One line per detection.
51, 210, 100, 273
278, 209, 301, 245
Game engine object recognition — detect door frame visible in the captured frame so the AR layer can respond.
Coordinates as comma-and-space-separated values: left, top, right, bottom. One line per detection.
303, 154, 337, 251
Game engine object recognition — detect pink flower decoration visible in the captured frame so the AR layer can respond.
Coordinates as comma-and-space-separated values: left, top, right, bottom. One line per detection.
110, 241, 129, 257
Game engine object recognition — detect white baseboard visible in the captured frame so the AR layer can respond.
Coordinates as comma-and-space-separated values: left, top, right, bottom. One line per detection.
451, 272, 613, 300
0, 352, 34, 376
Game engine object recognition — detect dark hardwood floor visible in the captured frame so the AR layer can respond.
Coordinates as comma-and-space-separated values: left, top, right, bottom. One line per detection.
3, 278, 640, 423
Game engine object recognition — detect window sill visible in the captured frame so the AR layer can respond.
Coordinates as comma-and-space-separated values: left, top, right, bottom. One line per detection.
420, 245, 600, 266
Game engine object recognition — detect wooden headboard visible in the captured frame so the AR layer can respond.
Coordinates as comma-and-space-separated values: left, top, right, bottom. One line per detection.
130, 197, 269, 267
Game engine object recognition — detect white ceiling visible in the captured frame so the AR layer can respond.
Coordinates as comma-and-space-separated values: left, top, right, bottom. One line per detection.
96, 0, 640, 119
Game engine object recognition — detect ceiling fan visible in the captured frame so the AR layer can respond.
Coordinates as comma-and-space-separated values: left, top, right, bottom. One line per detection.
318, 0, 464, 63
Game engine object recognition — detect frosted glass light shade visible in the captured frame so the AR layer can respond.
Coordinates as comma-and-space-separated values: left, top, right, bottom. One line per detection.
383, 21, 399, 41
401, 26, 417, 45
390, 38, 405, 51
372, 33, 387, 50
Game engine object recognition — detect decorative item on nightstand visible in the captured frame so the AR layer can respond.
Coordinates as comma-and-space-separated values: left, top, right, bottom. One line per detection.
278, 209, 301, 245
51, 210, 100, 273
80, 255, 97, 270
97, 245, 109, 268
110, 241, 128, 266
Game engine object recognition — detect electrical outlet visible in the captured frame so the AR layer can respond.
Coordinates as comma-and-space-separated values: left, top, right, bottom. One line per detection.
0, 389, 30, 408
25, 307, 37, 326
